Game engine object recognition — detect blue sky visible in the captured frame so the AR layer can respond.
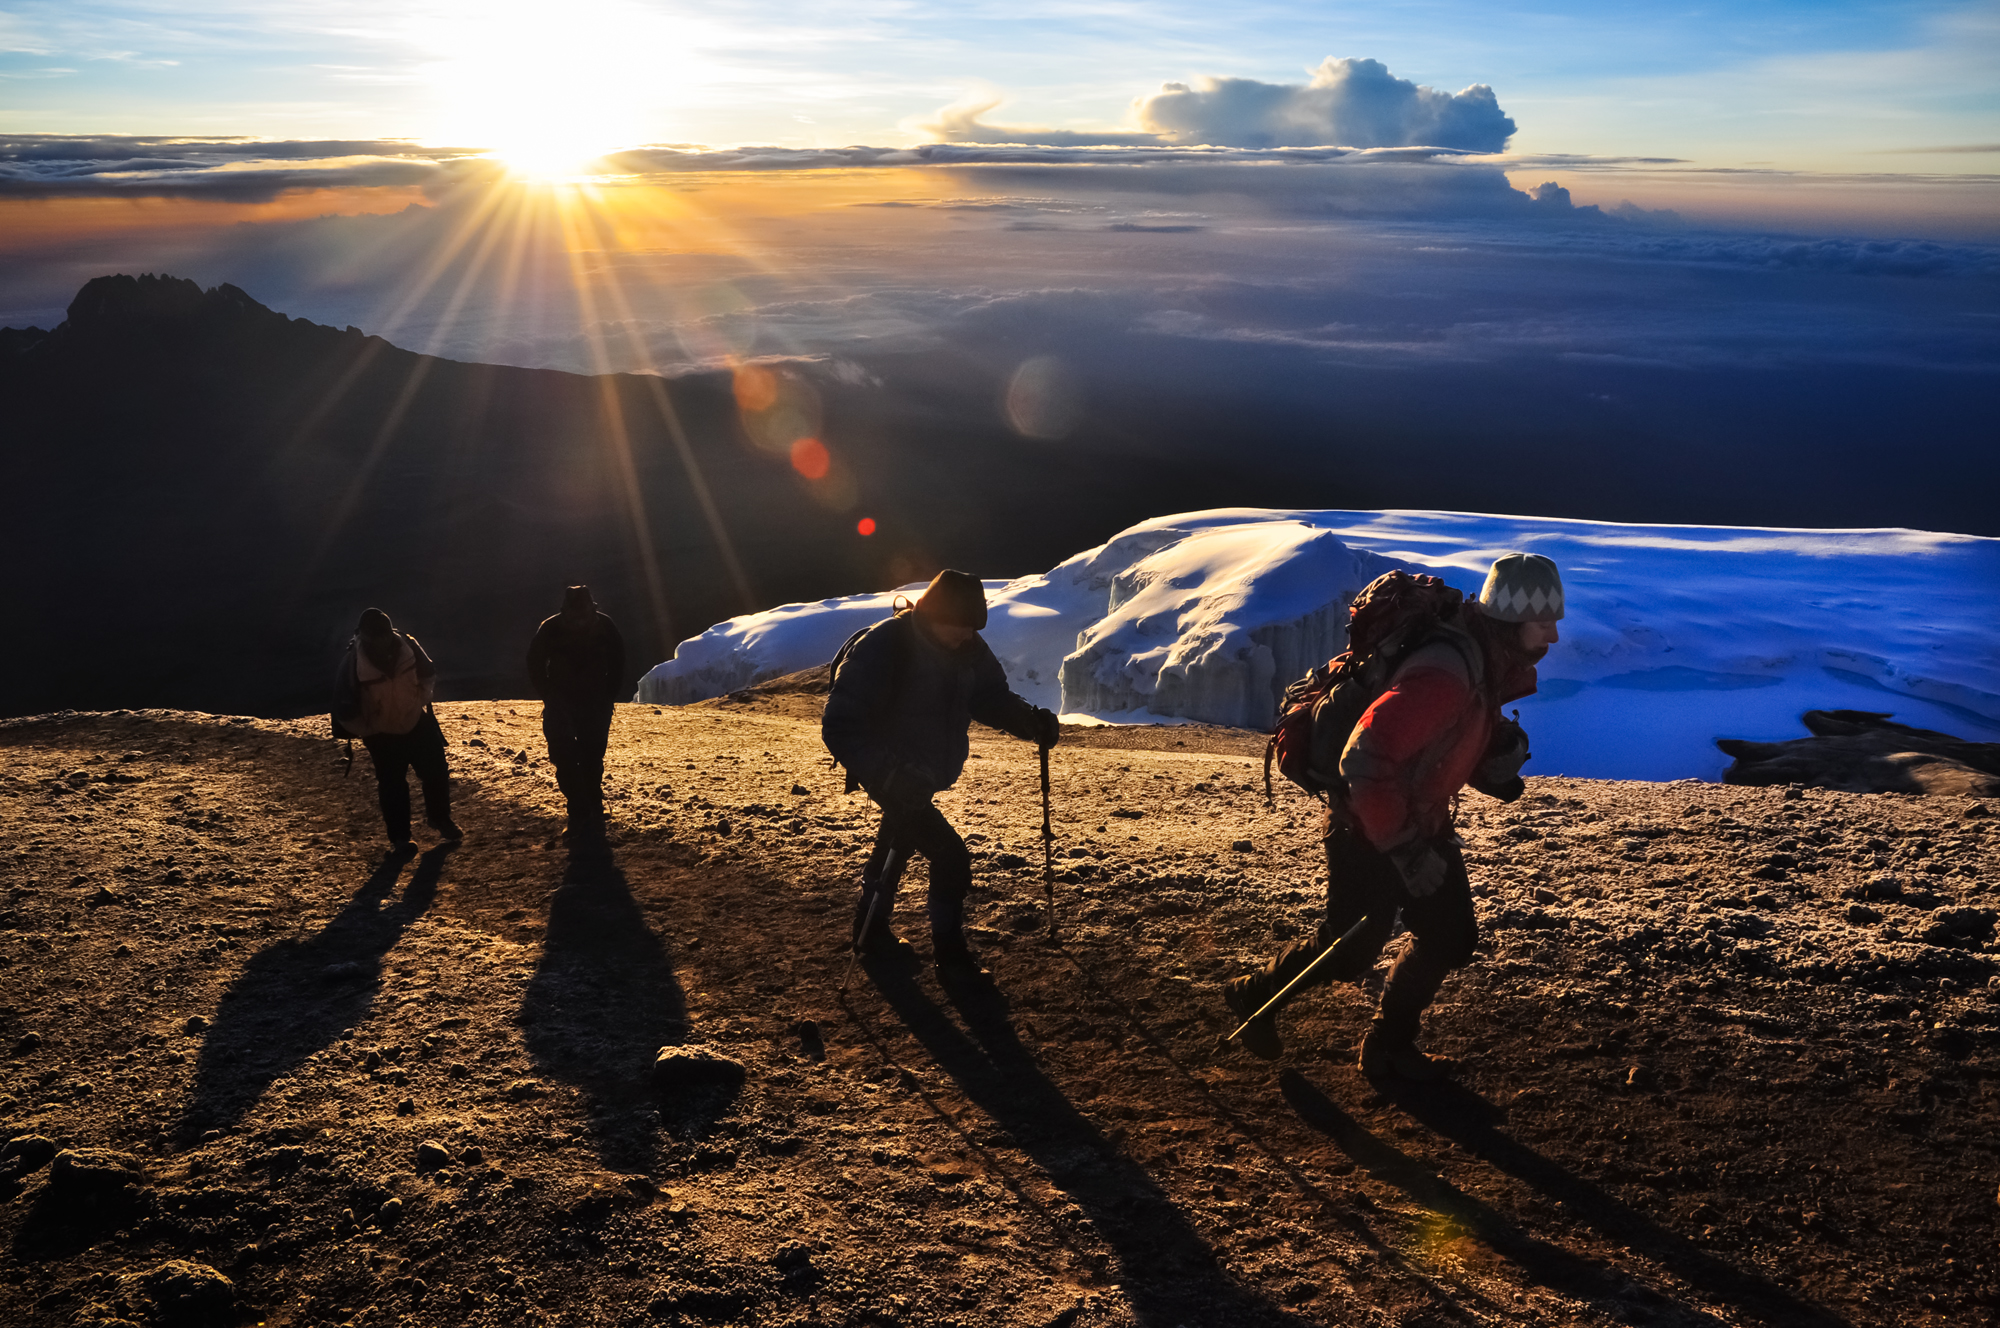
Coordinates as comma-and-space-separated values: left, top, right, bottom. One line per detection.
2, 0, 1995, 173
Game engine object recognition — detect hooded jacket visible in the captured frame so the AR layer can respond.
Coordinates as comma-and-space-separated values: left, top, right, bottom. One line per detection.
822, 612, 1041, 796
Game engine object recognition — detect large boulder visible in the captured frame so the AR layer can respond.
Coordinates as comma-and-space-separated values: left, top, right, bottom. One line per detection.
114, 1260, 235, 1325
1717, 710, 2000, 796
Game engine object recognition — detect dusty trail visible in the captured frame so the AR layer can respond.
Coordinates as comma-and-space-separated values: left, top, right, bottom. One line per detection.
1, 701, 1995, 1327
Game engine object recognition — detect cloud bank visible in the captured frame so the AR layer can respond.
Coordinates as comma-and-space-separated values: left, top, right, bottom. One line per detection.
0, 134, 477, 201
1132, 57, 1516, 151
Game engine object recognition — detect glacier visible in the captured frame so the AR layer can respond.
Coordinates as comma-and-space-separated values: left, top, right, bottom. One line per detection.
635, 509, 2000, 782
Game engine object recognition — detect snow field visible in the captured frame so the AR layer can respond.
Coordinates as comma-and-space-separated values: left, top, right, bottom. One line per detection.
636, 508, 2000, 781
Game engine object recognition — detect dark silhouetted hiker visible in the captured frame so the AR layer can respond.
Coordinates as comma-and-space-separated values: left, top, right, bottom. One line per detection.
1225, 553, 1563, 1079
526, 585, 627, 839
333, 608, 461, 850
822, 570, 1061, 977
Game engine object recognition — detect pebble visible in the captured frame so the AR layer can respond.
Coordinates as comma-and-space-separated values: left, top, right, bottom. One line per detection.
416, 1139, 450, 1171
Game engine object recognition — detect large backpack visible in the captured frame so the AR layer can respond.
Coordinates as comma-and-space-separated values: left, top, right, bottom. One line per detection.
825, 605, 916, 792
1263, 571, 1479, 804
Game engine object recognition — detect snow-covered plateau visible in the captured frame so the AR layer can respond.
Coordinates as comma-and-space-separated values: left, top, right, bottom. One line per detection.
636, 509, 2000, 782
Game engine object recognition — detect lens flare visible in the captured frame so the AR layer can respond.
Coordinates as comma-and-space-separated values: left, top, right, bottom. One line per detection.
733, 364, 778, 414
857, 517, 877, 537
737, 365, 823, 455
1004, 354, 1084, 440
790, 437, 830, 480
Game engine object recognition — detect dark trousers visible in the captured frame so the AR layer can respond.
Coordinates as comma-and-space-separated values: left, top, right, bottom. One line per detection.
543, 698, 613, 830
855, 801, 974, 941
362, 713, 450, 842
1257, 826, 1478, 1042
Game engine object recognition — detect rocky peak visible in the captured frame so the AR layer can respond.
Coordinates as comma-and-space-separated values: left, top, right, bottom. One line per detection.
63, 272, 283, 335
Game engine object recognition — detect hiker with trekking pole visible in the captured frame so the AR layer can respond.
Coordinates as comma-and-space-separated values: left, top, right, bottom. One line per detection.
1223, 554, 1564, 1080
822, 570, 1062, 979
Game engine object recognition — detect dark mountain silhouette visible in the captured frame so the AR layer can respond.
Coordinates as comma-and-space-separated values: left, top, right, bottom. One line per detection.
0, 274, 1223, 717
4, 273, 1993, 719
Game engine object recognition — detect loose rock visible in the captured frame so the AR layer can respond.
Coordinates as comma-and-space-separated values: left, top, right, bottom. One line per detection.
654, 1044, 745, 1092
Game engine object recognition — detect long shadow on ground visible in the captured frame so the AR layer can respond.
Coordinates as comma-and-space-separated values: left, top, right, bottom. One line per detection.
520, 843, 696, 1174
178, 845, 448, 1144
862, 963, 1313, 1328
1280, 1070, 1850, 1328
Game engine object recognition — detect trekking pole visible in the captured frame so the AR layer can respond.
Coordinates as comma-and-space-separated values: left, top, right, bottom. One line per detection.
839, 846, 903, 996
1224, 914, 1374, 1044
341, 738, 354, 778
1040, 743, 1058, 942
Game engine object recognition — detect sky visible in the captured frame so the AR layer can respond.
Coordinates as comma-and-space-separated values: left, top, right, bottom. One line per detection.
1, 1, 1996, 544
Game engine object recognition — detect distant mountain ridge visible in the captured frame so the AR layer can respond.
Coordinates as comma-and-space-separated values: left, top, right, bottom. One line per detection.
0, 274, 1217, 716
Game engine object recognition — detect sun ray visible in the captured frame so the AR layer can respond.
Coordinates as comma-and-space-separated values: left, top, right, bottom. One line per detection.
564, 183, 762, 612
550, 186, 680, 657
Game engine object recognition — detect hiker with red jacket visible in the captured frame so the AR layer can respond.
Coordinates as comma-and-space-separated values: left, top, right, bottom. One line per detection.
526, 585, 627, 840
1224, 553, 1564, 1079
333, 608, 462, 851
822, 570, 1061, 977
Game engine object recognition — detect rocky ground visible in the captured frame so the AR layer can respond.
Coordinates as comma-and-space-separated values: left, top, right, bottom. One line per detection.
2, 695, 1997, 1328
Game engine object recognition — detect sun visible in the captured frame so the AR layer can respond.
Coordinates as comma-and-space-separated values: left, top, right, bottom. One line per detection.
416, 0, 685, 180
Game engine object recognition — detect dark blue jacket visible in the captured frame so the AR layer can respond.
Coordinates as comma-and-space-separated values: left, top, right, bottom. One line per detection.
822, 613, 1040, 796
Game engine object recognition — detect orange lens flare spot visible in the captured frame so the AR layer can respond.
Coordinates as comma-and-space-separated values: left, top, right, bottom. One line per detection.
790, 437, 831, 481
734, 364, 779, 414
856, 517, 877, 537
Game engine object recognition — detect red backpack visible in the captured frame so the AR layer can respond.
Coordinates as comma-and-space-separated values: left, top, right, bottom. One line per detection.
1264, 571, 1477, 804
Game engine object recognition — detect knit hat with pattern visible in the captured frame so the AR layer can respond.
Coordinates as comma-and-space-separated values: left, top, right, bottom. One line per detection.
1477, 553, 1565, 622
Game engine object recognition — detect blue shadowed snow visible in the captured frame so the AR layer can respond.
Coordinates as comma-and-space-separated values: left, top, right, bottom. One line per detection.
637, 508, 2000, 782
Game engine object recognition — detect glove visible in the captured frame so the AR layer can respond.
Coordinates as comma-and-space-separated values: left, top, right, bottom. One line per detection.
1031, 707, 1061, 749
1470, 716, 1530, 803
868, 762, 936, 815
1387, 840, 1448, 899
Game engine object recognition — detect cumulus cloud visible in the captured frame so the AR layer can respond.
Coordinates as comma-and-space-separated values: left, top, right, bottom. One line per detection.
1132, 57, 1516, 152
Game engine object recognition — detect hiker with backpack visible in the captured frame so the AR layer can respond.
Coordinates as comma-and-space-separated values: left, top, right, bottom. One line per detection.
1225, 554, 1563, 1080
526, 585, 628, 840
333, 608, 462, 850
822, 570, 1062, 977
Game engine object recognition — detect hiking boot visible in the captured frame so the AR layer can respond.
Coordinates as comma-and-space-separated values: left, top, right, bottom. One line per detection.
1358, 1028, 1451, 1083
855, 927, 915, 961
429, 818, 464, 844
932, 934, 990, 979
1223, 975, 1284, 1061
